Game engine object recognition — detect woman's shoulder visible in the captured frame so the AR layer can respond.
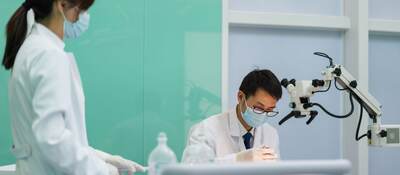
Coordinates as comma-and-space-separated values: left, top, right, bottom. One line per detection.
12, 35, 66, 74
24, 34, 63, 52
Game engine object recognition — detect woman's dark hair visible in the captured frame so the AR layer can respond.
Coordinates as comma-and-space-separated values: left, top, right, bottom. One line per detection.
239, 69, 282, 100
2, 0, 94, 70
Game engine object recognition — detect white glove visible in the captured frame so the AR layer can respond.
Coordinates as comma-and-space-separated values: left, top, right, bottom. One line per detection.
106, 163, 119, 175
236, 145, 277, 162
107, 155, 146, 174
93, 149, 145, 175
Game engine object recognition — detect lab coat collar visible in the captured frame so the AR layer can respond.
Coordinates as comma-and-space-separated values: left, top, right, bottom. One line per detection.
33, 23, 65, 50
228, 108, 240, 137
228, 107, 254, 138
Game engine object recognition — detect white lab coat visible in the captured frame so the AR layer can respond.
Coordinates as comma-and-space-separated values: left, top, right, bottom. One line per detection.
8, 22, 109, 174
185, 109, 280, 163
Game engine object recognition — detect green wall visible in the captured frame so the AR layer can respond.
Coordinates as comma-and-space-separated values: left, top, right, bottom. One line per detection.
0, 0, 221, 168
0, 0, 18, 165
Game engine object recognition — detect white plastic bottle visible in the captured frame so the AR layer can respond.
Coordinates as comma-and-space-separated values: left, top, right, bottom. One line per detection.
148, 132, 177, 175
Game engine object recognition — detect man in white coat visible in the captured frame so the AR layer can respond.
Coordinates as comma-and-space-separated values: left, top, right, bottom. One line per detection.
185, 69, 282, 163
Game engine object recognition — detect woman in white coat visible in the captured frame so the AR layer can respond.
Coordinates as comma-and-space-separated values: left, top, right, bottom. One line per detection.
2, 0, 143, 174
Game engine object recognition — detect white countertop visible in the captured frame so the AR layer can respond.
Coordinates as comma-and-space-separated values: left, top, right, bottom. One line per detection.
0, 164, 15, 175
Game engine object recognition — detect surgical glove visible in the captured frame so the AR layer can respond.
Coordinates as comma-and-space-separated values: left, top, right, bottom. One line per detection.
94, 149, 145, 174
106, 163, 119, 175
107, 155, 145, 174
236, 145, 277, 162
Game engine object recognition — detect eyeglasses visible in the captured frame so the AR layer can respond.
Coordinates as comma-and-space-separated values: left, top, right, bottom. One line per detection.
251, 107, 279, 117
242, 96, 279, 117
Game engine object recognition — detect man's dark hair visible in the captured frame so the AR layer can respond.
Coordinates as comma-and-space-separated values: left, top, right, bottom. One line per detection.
239, 69, 282, 100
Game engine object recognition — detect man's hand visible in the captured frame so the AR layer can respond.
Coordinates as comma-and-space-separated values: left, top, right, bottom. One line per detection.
236, 145, 277, 162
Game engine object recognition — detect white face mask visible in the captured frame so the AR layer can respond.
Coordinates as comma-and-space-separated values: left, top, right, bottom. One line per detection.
241, 99, 268, 128
61, 11, 90, 39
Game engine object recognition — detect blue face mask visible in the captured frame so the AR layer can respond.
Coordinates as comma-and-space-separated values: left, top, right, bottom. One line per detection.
62, 12, 90, 39
241, 100, 268, 128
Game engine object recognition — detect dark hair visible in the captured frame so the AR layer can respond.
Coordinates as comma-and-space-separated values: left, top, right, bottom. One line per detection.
2, 0, 94, 70
239, 69, 282, 100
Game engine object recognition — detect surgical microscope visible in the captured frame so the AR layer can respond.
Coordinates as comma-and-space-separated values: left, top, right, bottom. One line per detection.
279, 52, 400, 147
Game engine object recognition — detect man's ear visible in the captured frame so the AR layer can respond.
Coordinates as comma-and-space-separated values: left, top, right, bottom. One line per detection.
237, 91, 245, 102
237, 91, 242, 101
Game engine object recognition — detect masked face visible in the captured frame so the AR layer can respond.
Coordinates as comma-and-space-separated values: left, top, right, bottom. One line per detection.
59, 1, 90, 39
241, 99, 269, 128
63, 11, 90, 39
239, 90, 279, 128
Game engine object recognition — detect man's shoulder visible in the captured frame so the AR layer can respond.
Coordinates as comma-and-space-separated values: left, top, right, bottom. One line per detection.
191, 110, 232, 132
202, 110, 235, 127
204, 111, 230, 122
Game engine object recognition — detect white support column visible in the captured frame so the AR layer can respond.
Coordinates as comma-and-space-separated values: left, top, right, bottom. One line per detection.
221, 0, 229, 111
342, 0, 369, 175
